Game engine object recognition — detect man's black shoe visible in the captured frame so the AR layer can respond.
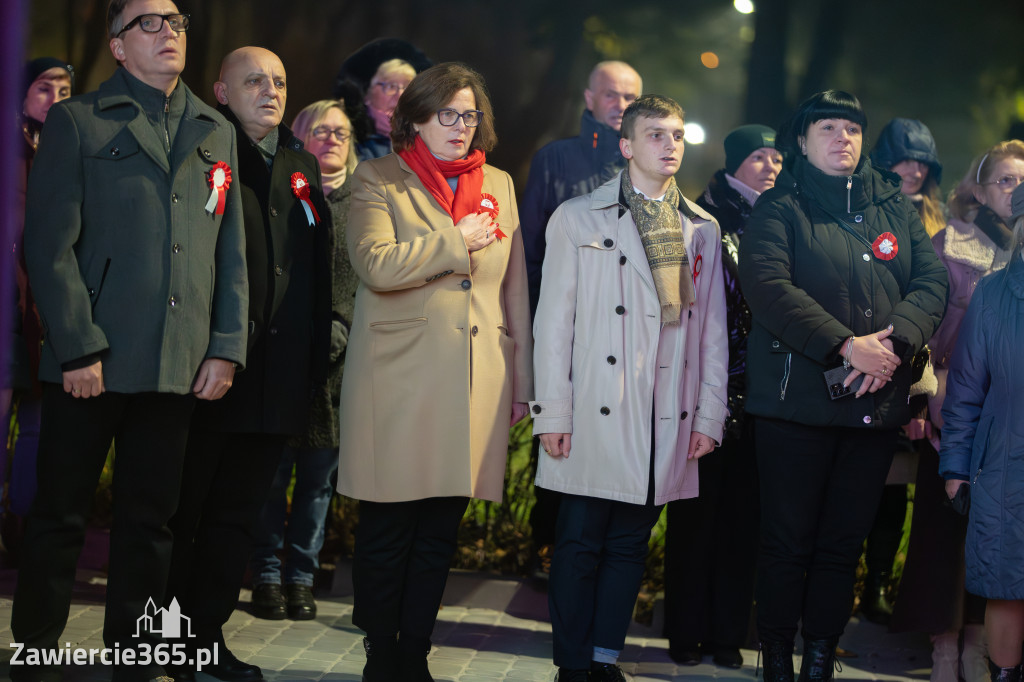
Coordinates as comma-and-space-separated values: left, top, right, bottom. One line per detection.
251, 583, 287, 620
203, 651, 263, 682
285, 583, 316, 620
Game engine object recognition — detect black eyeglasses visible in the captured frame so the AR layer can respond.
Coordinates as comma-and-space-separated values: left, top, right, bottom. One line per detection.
436, 108, 482, 127
117, 13, 190, 37
310, 126, 351, 143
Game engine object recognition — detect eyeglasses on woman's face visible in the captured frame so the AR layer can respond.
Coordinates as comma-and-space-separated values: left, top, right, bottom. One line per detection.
435, 108, 482, 128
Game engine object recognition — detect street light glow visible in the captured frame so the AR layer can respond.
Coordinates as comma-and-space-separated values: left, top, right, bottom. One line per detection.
684, 123, 706, 145
734, 0, 754, 13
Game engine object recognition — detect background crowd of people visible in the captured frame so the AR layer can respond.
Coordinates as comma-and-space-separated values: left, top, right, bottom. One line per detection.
3, 1, 1024, 682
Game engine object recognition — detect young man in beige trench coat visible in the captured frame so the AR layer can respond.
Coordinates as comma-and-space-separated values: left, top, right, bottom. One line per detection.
531, 95, 728, 682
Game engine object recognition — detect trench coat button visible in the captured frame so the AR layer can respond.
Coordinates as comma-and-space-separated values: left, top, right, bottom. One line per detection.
88, 288, 96, 295
864, 309, 873, 318
270, 327, 278, 335
863, 253, 871, 262
471, 325, 479, 336
615, 305, 625, 315
863, 415, 872, 424
854, 214, 863, 223
171, 193, 179, 203
620, 255, 627, 265
607, 355, 616, 365
461, 279, 471, 290
600, 406, 610, 415
110, 147, 119, 156
772, 340, 780, 349
172, 243, 181, 254
203, 149, 212, 158
604, 238, 614, 248
275, 265, 283, 276
168, 296, 177, 307
270, 207, 278, 217
680, 411, 688, 420
532, 404, 542, 414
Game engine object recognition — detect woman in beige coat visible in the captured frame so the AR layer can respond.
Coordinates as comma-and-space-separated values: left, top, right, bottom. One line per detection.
337, 63, 533, 682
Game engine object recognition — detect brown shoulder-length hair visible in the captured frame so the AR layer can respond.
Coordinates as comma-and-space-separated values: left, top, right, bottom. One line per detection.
390, 62, 497, 153
948, 139, 1024, 222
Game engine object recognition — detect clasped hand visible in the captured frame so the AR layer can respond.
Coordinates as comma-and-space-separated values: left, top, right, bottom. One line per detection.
844, 324, 901, 397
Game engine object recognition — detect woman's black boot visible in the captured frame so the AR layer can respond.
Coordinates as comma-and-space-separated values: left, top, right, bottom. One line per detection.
797, 637, 839, 682
759, 640, 795, 682
988, 660, 1022, 682
361, 635, 400, 681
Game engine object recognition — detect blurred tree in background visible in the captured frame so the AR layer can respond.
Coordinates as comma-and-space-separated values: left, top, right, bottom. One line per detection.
23, 0, 1024, 199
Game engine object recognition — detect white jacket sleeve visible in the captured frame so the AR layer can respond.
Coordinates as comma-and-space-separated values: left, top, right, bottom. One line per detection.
529, 203, 577, 435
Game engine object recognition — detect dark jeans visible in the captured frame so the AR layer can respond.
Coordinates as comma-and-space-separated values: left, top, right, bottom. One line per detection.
664, 420, 760, 649
250, 445, 339, 587
352, 496, 470, 641
548, 493, 664, 668
11, 384, 195, 682
755, 417, 895, 643
166, 427, 287, 647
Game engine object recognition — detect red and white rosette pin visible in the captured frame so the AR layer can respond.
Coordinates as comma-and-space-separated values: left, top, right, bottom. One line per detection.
290, 172, 320, 226
205, 161, 232, 215
872, 232, 898, 261
480, 193, 506, 241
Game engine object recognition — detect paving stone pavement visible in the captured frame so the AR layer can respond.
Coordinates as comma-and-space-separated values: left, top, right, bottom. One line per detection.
0, 565, 933, 682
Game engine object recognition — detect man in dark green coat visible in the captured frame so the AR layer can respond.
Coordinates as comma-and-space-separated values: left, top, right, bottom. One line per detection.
12, 2, 247, 681
164, 47, 330, 682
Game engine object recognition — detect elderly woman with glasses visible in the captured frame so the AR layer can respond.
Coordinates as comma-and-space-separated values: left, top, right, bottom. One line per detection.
247, 100, 360, 622
337, 62, 533, 681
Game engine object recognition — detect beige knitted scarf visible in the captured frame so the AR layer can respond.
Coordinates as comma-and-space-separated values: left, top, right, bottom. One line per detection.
621, 168, 694, 324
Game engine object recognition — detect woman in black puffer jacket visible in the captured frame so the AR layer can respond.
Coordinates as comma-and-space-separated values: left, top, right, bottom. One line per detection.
738, 91, 948, 681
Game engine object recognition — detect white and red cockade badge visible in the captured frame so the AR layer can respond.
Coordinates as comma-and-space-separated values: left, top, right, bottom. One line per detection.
872, 232, 898, 261
290, 172, 320, 226
479, 193, 506, 241
205, 162, 232, 215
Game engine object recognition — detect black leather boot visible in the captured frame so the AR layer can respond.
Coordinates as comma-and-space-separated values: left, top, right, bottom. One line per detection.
860, 571, 893, 625
399, 635, 434, 681
361, 636, 400, 681
989, 659, 1022, 682
797, 637, 839, 682
759, 640, 794, 682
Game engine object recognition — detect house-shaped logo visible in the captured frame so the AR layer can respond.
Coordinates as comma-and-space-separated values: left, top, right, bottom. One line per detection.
134, 597, 194, 638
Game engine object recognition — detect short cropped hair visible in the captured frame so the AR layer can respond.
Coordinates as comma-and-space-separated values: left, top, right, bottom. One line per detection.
107, 0, 132, 39
776, 90, 867, 156
390, 62, 497, 153
620, 95, 685, 140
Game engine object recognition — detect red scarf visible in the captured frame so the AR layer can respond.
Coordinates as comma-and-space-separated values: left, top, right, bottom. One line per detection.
398, 135, 486, 223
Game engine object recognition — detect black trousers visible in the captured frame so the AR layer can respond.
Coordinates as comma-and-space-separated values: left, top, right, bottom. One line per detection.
11, 384, 195, 682
352, 496, 470, 641
755, 418, 896, 643
663, 420, 760, 649
548, 493, 664, 668
165, 426, 287, 648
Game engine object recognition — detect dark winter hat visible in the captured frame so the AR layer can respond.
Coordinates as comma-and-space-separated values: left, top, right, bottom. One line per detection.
23, 57, 74, 96
1011, 182, 1024, 225
870, 118, 942, 186
724, 124, 776, 175
333, 38, 432, 98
